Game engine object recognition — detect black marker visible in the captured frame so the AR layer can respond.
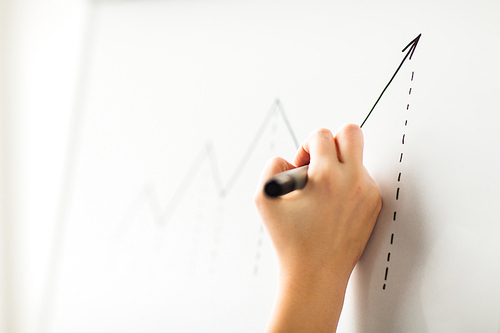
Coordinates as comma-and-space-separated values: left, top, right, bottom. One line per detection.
264, 165, 308, 197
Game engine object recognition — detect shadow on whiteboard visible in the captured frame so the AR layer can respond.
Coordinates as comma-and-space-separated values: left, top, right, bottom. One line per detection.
353, 176, 430, 332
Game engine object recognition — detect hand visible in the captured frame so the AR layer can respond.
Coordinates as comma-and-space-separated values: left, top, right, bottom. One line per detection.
254, 124, 381, 332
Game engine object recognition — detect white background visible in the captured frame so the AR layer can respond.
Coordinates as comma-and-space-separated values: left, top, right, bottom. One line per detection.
1, 0, 500, 332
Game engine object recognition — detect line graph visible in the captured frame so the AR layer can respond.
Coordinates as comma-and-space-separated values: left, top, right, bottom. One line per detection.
114, 33, 425, 238
34, 0, 500, 329
133, 99, 299, 226
42, 27, 423, 333
136, 34, 422, 226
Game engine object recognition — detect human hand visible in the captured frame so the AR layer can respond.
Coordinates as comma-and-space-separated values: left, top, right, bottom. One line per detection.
254, 124, 381, 332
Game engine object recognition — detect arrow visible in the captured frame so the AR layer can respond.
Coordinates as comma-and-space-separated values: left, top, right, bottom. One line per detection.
360, 33, 421, 128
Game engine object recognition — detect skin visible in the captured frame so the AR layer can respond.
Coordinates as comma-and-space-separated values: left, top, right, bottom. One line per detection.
254, 124, 382, 332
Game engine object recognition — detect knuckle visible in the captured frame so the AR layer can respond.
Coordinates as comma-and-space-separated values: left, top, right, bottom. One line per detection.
343, 123, 361, 133
266, 156, 288, 170
313, 127, 334, 140
338, 123, 362, 142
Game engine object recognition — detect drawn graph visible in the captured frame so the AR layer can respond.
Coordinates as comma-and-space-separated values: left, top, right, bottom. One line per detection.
116, 99, 300, 277
43, 18, 424, 331
123, 33, 421, 233
34, 0, 500, 332
48, 100, 300, 332
125, 99, 298, 227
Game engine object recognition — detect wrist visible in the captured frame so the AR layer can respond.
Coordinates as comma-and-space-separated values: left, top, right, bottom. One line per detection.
280, 259, 352, 306
278, 248, 356, 288
265, 261, 352, 333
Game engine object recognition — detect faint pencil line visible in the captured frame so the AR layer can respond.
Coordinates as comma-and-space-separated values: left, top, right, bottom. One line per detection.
151, 99, 299, 223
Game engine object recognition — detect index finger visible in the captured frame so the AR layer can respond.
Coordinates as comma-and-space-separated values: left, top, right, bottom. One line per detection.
293, 128, 340, 172
335, 124, 364, 165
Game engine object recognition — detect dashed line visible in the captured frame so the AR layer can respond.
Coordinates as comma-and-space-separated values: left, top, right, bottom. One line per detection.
383, 70, 415, 290
253, 224, 265, 275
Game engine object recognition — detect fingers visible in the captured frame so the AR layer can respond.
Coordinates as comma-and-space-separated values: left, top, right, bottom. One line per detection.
334, 124, 364, 165
255, 124, 364, 203
293, 128, 339, 170
256, 156, 296, 193
293, 124, 364, 172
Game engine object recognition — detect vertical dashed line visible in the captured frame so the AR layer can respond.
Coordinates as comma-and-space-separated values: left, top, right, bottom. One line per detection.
384, 69, 415, 290
253, 224, 265, 276
209, 203, 224, 274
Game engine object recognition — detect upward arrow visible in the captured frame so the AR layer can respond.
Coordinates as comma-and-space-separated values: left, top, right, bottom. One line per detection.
360, 33, 421, 128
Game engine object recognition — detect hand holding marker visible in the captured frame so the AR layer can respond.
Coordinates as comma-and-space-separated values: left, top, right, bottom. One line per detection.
264, 34, 421, 197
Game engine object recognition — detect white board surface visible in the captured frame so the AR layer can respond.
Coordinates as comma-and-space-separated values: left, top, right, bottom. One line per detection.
45, 1, 500, 332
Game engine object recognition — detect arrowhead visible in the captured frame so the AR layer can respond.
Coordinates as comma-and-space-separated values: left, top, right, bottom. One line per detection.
402, 33, 422, 60
360, 33, 422, 128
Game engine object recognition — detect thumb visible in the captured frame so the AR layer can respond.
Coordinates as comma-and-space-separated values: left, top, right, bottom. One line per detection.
254, 157, 295, 202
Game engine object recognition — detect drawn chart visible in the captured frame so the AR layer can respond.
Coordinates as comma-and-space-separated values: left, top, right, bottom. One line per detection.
115, 99, 299, 279
120, 27, 420, 238
125, 99, 298, 228
42, 1, 500, 332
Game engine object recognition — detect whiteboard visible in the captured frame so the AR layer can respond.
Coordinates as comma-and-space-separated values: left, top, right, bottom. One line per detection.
44, 0, 500, 332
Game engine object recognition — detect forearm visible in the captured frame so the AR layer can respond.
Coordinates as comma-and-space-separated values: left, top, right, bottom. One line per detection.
265, 263, 351, 333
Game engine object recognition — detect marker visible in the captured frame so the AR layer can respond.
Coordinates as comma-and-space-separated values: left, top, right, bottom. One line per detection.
264, 165, 308, 197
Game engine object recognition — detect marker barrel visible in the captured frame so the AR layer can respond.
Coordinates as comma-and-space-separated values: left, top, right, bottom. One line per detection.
264, 165, 308, 197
